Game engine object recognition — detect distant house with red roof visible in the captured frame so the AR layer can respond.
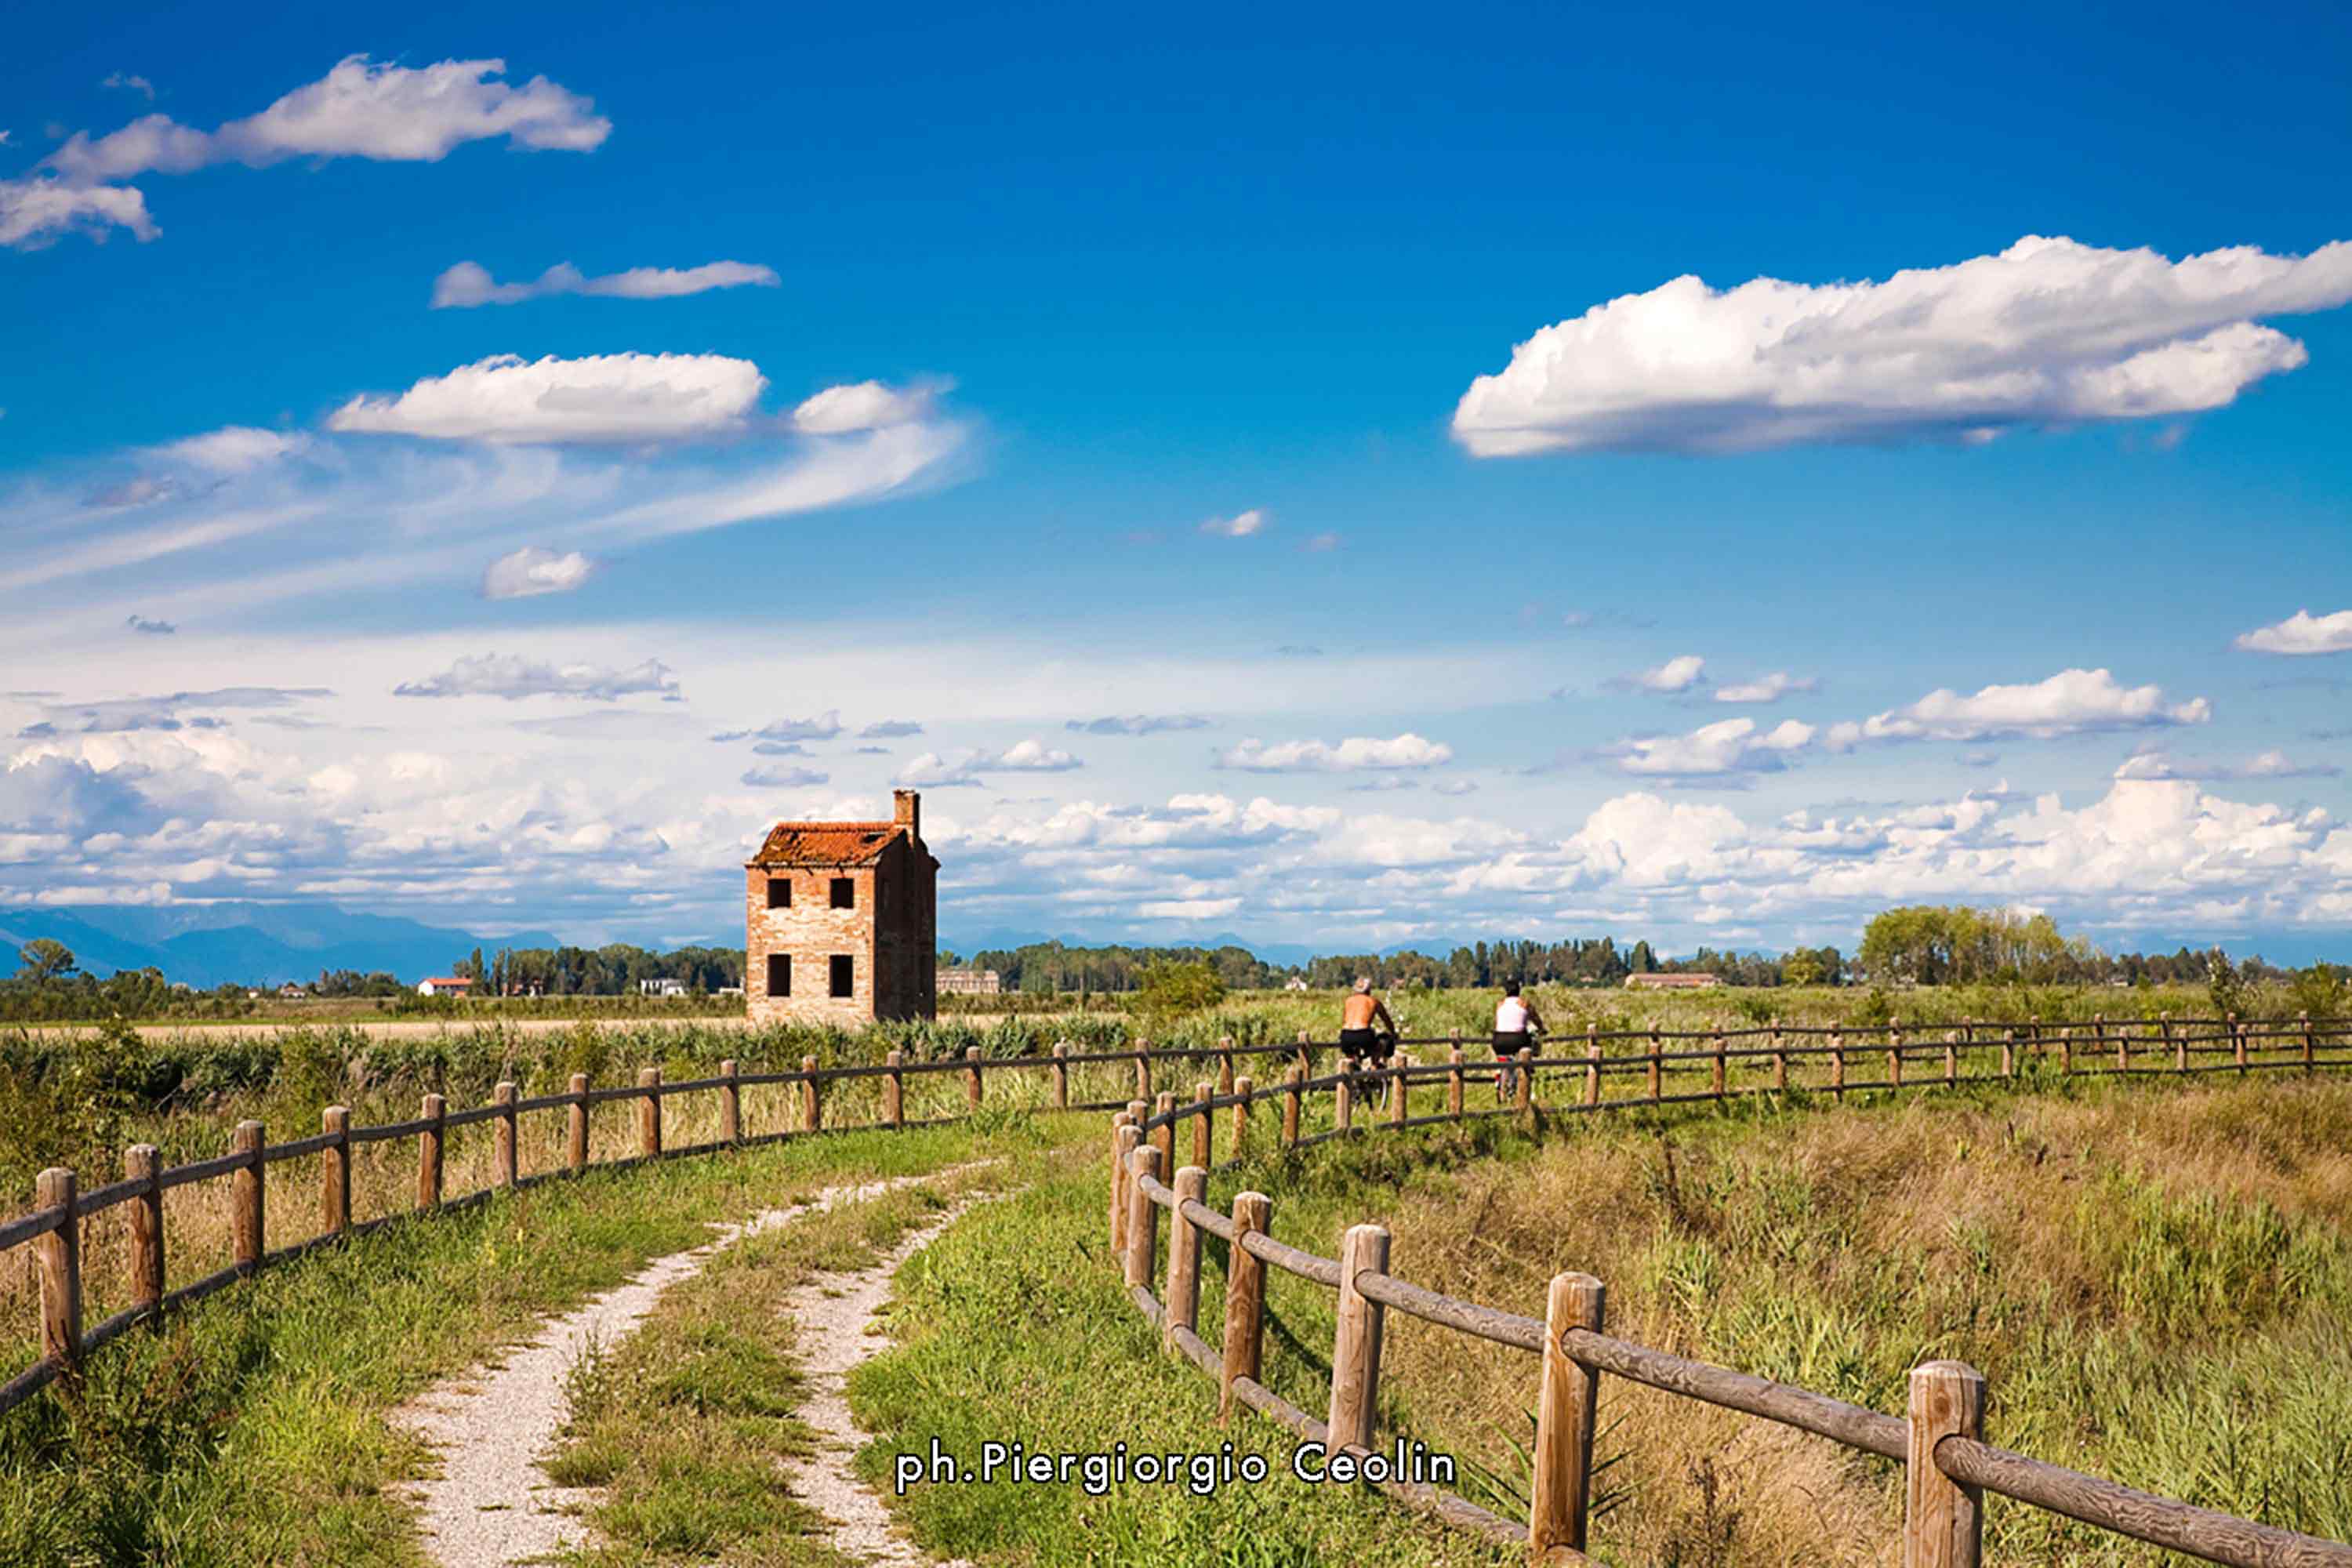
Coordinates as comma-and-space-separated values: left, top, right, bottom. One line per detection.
1624, 972, 1720, 990
745, 789, 938, 1024
417, 975, 474, 997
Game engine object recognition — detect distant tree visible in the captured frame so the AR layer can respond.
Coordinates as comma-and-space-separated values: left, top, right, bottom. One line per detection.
1135, 960, 1226, 1021
16, 938, 75, 982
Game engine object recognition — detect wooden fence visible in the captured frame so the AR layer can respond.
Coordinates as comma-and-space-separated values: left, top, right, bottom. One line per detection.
1107, 1012, 2352, 1568
4, 1007, 2349, 1565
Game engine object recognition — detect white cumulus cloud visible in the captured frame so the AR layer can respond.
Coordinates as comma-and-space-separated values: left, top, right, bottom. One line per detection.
1827, 668, 2210, 747
430, 259, 779, 308
328, 353, 766, 445
2234, 608, 2352, 656
1607, 717, 1815, 778
895, 739, 1083, 787
481, 547, 593, 600
0, 178, 156, 249
1453, 234, 2352, 456
1216, 733, 1453, 772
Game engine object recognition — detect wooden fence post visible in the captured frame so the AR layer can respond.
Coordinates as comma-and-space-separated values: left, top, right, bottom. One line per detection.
885, 1050, 905, 1127
321, 1105, 352, 1233
568, 1074, 590, 1173
1771, 1019, 1788, 1092
1515, 1049, 1534, 1116
1111, 1121, 1139, 1253
2167, 1017, 2183, 1073
1648, 1029, 1662, 1102
966, 1046, 984, 1112
1945, 1031, 1960, 1088
2303, 1011, 2316, 1074
1107, 1113, 1134, 1249
125, 1144, 163, 1312
1889, 1020, 1904, 1090
34, 1167, 80, 1374
1904, 1360, 1985, 1568
1220, 1191, 1272, 1424
1451, 1046, 1468, 1119
2231, 1012, 2246, 1075
2110, 1014, 2129, 1074
1295, 1029, 1313, 1078
800, 1056, 821, 1133
639, 1066, 663, 1156
1218, 1036, 1236, 1096
2001, 1029, 2016, 1079
1052, 1042, 1069, 1110
1328, 1223, 1392, 1452
2060, 1026, 2074, 1076
1124, 1145, 1162, 1288
419, 1094, 445, 1209
720, 1058, 741, 1143
1234, 1074, 1254, 1152
494, 1080, 518, 1189
1134, 1036, 1152, 1102
1284, 1065, 1304, 1146
1711, 1031, 1727, 1099
1193, 1080, 1214, 1167
1531, 1272, 1605, 1556
1585, 1039, 1603, 1108
1386, 1059, 1406, 1127
1334, 1071, 1353, 1134
1166, 1164, 1208, 1347
232, 1120, 265, 1276
2027, 1014, 2041, 1061
1830, 1030, 1846, 1098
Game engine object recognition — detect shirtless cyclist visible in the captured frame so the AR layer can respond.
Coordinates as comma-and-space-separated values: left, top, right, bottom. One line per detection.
1339, 977, 1396, 1093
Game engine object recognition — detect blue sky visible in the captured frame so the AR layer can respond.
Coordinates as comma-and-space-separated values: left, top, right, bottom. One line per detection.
4, 0, 2350, 962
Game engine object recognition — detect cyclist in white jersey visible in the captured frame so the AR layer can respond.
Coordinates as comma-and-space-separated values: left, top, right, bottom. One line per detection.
1492, 981, 1544, 1102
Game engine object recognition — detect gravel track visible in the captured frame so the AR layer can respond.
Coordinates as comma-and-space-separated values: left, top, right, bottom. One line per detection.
389, 1172, 960, 1567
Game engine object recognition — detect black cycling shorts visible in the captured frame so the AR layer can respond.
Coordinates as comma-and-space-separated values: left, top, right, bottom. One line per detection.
1493, 1029, 1533, 1058
1339, 1027, 1377, 1059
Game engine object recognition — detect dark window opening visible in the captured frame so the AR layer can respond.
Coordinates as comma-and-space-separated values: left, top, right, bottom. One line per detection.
767, 953, 791, 996
766, 877, 791, 909
830, 877, 854, 909
829, 955, 854, 998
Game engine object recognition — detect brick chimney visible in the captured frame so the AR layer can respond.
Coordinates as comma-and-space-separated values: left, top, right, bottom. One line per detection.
893, 788, 920, 841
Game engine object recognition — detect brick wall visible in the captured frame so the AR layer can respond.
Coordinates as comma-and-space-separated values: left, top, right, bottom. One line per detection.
744, 829, 938, 1024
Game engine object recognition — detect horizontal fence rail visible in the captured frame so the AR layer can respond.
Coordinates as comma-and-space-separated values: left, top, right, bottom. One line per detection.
4, 1008, 2347, 1453
1105, 1013, 2352, 1567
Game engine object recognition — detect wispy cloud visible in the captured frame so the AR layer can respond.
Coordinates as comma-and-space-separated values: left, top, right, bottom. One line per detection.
12, 55, 608, 249
481, 546, 593, 600
859, 720, 924, 738
125, 615, 175, 636
1620, 655, 1706, 693
1217, 733, 1451, 773
714, 711, 843, 743
741, 764, 829, 787
1200, 508, 1267, 538
431, 259, 779, 308
1715, 671, 1816, 703
790, 379, 941, 434
100, 73, 156, 101
1066, 714, 1211, 735
393, 654, 680, 702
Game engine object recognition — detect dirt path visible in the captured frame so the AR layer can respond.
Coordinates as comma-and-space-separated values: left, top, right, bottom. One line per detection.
390, 1174, 961, 1568
773, 1200, 982, 1567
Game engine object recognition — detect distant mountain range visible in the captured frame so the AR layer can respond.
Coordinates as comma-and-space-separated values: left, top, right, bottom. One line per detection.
0, 904, 561, 990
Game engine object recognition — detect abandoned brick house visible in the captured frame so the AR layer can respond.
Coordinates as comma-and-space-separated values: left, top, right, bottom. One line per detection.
744, 789, 938, 1023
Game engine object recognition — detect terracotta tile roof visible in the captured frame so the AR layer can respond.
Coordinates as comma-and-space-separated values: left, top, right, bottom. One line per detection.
749, 821, 904, 867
